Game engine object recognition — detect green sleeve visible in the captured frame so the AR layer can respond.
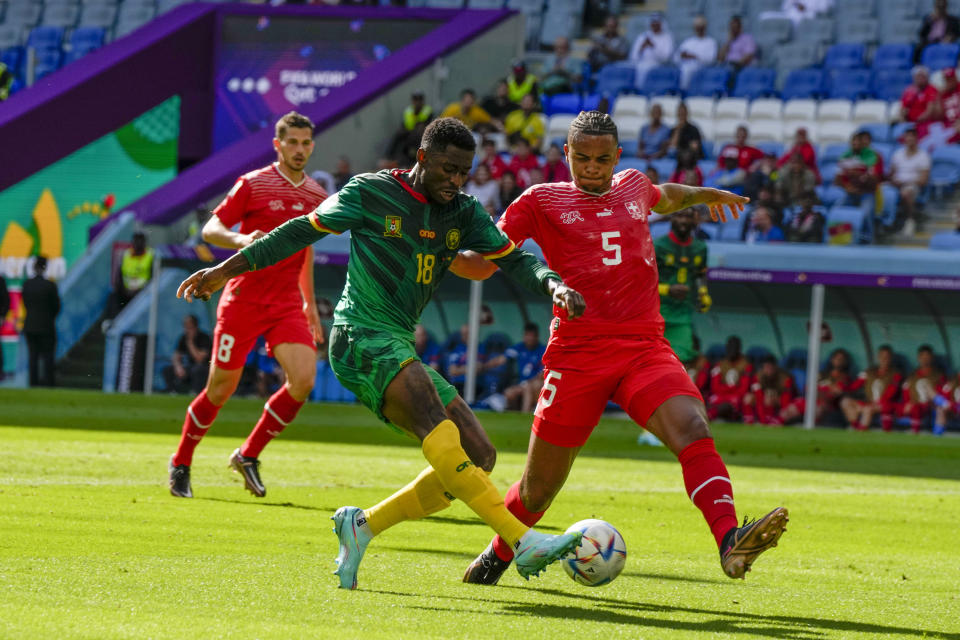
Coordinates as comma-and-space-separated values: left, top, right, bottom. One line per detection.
461, 200, 516, 257
491, 248, 561, 296
310, 178, 366, 233
240, 216, 326, 271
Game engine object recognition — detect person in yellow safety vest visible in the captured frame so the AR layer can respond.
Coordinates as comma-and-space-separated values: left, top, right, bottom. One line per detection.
103, 231, 154, 331
506, 60, 539, 105
388, 91, 434, 163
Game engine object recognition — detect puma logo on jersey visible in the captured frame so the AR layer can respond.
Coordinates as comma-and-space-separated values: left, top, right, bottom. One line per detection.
596, 208, 614, 217
269, 199, 285, 211
626, 201, 645, 221
561, 210, 584, 224
714, 494, 734, 505
292, 202, 304, 211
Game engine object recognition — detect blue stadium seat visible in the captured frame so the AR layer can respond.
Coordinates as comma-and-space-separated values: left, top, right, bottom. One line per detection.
827, 205, 869, 244
819, 162, 840, 184
824, 43, 865, 70
816, 183, 847, 207
929, 232, 960, 249
545, 92, 579, 116
70, 26, 105, 50
819, 143, 849, 165
581, 93, 601, 112
27, 26, 65, 51
780, 68, 824, 100
717, 210, 746, 241
932, 145, 960, 166
649, 157, 675, 180
0, 46, 24, 77
890, 121, 916, 141
872, 68, 913, 102
617, 157, 647, 171
0, 25, 22, 50
755, 141, 783, 157
872, 141, 894, 165
33, 48, 62, 80
746, 345, 773, 365
857, 122, 891, 143
595, 62, 634, 97
930, 160, 960, 198
731, 67, 775, 99
619, 139, 638, 156
639, 65, 680, 96
687, 65, 729, 97
828, 69, 873, 100
878, 182, 900, 227
872, 43, 914, 70
921, 43, 960, 71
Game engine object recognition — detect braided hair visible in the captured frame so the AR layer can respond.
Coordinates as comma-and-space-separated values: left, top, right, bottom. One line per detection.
567, 110, 619, 144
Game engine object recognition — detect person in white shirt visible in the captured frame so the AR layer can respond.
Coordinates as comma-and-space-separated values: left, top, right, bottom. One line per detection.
464, 163, 501, 218
629, 12, 674, 89
778, 0, 833, 26
673, 14, 717, 90
888, 127, 931, 236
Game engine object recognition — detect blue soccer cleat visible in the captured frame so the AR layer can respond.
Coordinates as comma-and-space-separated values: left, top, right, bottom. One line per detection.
514, 529, 583, 580
331, 506, 373, 590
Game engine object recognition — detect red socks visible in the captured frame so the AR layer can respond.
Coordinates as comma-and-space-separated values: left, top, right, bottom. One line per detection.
678, 438, 739, 548
491, 481, 545, 561
172, 392, 221, 467
240, 386, 304, 458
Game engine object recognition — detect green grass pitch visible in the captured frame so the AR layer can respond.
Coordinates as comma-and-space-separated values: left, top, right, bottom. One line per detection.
2, 388, 959, 639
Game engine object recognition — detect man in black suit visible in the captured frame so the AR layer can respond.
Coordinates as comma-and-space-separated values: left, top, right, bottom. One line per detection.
0, 274, 9, 380
21, 256, 60, 386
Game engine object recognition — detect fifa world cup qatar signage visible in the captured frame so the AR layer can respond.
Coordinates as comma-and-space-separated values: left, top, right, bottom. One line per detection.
212, 15, 441, 151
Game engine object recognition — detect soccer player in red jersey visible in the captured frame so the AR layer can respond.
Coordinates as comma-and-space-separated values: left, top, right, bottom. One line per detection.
454, 111, 788, 583
168, 112, 328, 499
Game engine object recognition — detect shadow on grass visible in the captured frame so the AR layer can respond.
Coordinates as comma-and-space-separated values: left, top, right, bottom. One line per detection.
366, 585, 960, 640
195, 497, 336, 513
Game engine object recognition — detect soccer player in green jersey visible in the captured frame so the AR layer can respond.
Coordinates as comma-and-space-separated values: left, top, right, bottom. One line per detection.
655, 207, 711, 364
177, 118, 586, 589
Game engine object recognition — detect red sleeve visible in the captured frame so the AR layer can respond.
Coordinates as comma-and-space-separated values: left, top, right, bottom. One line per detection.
497, 188, 539, 246
212, 177, 251, 227
735, 366, 753, 395
635, 169, 661, 209
881, 376, 902, 403
848, 373, 866, 393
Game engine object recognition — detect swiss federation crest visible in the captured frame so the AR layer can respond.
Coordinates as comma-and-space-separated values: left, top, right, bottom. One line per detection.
560, 210, 584, 224
384, 215, 403, 238
446, 228, 461, 250
626, 201, 645, 221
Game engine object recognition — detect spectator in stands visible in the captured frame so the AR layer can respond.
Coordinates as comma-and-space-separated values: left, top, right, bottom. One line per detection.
507, 137, 542, 188
900, 66, 941, 139
933, 369, 960, 435
504, 93, 546, 152
481, 80, 518, 128
744, 205, 784, 243
777, 127, 819, 181
465, 163, 500, 218
707, 335, 753, 421
888, 127, 931, 236
743, 355, 800, 426
415, 324, 441, 373
387, 90, 433, 164
718, 15, 757, 70
667, 102, 704, 158
754, 184, 784, 224
542, 143, 571, 183
817, 348, 852, 426
673, 14, 717, 90
441, 88, 495, 132
645, 165, 661, 185
0, 61, 12, 102
638, 103, 670, 160
588, 16, 630, 72
104, 231, 153, 330
528, 166, 545, 187
498, 170, 523, 213
744, 152, 780, 201
899, 345, 946, 433
786, 192, 826, 243
333, 156, 353, 191
506, 60, 539, 105
670, 148, 703, 186
162, 314, 211, 394
629, 12, 674, 88
503, 323, 546, 413
919, 0, 960, 60
705, 147, 747, 194
718, 125, 765, 171
777, 152, 818, 208
21, 256, 60, 387
836, 131, 883, 220
542, 37, 582, 96
841, 344, 903, 431
0, 274, 8, 380
478, 138, 507, 180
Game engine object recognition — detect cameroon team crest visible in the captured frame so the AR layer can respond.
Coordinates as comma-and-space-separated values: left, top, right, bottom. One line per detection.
446, 228, 461, 250
384, 215, 403, 238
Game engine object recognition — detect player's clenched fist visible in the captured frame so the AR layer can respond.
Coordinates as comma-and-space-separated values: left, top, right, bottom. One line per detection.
549, 281, 586, 320
177, 266, 229, 302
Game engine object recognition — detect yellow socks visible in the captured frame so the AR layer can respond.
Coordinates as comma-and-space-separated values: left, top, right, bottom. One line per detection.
420, 419, 528, 548
364, 466, 452, 536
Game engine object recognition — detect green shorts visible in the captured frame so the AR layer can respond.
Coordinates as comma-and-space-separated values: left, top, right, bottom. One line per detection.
328, 323, 458, 423
663, 322, 697, 363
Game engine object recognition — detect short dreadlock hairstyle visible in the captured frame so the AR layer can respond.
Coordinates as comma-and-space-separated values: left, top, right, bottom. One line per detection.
568, 110, 619, 144
421, 117, 477, 153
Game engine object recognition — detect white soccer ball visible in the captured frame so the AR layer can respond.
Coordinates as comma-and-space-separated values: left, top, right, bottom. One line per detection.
562, 519, 627, 587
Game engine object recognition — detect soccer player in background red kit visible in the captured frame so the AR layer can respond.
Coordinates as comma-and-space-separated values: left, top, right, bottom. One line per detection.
168, 112, 328, 499
452, 111, 788, 583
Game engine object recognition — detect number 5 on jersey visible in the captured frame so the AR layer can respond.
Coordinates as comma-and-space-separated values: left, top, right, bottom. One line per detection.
601, 231, 622, 266
538, 370, 563, 411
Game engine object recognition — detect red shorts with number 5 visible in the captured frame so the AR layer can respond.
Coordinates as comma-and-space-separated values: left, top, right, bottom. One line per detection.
533, 334, 703, 448
212, 299, 315, 370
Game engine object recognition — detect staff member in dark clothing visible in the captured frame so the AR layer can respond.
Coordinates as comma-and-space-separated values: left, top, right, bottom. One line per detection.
0, 274, 9, 380
21, 256, 60, 386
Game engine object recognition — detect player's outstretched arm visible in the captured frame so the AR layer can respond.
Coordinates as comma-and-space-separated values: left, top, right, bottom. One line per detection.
177, 252, 251, 302
240, 215, 328, 271
653, 183, 749, 222
450, 250, 499, 281
491, 249, 585, 319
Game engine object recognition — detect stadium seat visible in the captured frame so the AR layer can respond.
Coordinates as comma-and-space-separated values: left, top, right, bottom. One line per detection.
827, 205, 869, 244
41, 3, 79, 28
717, 212, 746, 241
828, 69, 873, 100
852, 100, 889, 124
33, 47, 62, 79
539, 8, 578, 48
783, 98, 817, 124
617, 115, 643, 141
824, 43, 866, 70
731, 67, 775, 99
65, 26, 104, 62
619, 139, 638, 156
818, 121, 858, 145
872, 43, 914, 70
686, 65, 729, 97
840, 19, 879, 45
596, 62, 635, 98
581, 93, 601, 112
640, 65, 680, 96
714, 97, 748, 120
547, 114, 576, 141
684, 96, 715, 122
611, 94, 647, 118
794, 17, 834, 46
871, 141, 894, 165
78, 4, 116, 30
775, 42, 820, 77
0, 45, 23, 76
649, 95, 680, 124
749, 121, 783, 143
817, 99, 853, 122
747, 98, 782, 121
921, 43, 960, 71
880, 16, 922, 43
816, 183, 847, 207
819, 162, 839, 183
3, 2, 41, 29
872, 68, 913, 102
754, 16, 793, 51
649, 157, 675, 179
856, 122, 891, 143
712, 118, 741, 143
697, 122, 715, 147
932, 145, 960, 167
878, 182, 900, 226
466, 0, 502, 6
545, 92, 579, 116
819, 142, 849, 164
0, 24, 21, 49
746, 345, 773, 365
27, 26, 65, 52
617, 157, 647, 171
929, 232, 960, 250
780, 68, 825, 101
890, 121, 915, 141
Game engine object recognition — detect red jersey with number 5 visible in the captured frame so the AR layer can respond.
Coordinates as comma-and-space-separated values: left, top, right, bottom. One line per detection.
497, 168, 662, 337
213, 163, 328, 307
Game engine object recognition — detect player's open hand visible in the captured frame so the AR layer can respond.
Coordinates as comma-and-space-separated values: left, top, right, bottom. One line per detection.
551, 282, 586, 320
704, 190, 749, 223
304, 303, 325, 345
177, 267, 228, 302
